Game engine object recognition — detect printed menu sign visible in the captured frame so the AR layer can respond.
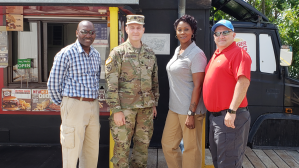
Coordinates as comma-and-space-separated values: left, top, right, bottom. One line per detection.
0, 30, 8, 68
32, 89, 60, 111
0, 53, 8, 68
2, 89, 31, 111
98, 89, 110, 113
93, 23, 108, 47
6, 14, 23, 31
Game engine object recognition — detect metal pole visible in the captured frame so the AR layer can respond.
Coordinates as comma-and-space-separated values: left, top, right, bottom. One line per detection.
178, 0, 186, 18
178, 0, 186, 45
109, 7, 119, 168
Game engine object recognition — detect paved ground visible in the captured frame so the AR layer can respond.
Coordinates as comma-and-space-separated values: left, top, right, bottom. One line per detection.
205, 147, 299, 168
0, 145, 163, 168
1, 145, 299, 168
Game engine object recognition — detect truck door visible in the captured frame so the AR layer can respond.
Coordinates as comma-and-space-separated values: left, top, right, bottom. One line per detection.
234, 29, 284, 126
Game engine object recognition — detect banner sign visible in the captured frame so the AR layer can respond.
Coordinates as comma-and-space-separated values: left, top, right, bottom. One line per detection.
32, 89, 60, 111
6, 6, 23, 14
2, 89, 31, 111
1, 88, 109, 113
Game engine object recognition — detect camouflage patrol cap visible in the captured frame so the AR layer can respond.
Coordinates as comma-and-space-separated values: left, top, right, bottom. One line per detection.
126, 15, 145, 25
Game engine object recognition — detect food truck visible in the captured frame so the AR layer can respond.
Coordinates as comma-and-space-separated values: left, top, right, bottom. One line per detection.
0, 0, 297, 167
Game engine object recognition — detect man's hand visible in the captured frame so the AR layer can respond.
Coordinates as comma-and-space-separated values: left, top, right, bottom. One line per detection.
114, 112, 126, 126
224, 112, 236, 128
185, 116, 195, 129
153, 106, 157, 119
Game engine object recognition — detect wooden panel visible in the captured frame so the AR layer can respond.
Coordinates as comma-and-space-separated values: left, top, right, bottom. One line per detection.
286, 150, 299, 164
252, 149, 277, 168
242, 155, 254, 168
264, 150, 289, 168
275, 150, 299, 168
245, 147, 266, 168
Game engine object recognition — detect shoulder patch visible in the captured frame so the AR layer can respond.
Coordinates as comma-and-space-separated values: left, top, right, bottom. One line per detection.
105, 57, 112, 65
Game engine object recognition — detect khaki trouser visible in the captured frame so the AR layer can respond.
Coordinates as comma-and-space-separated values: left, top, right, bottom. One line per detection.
161, 110, 204, 168
60, 97, 100, 168
109, 107, 154, 168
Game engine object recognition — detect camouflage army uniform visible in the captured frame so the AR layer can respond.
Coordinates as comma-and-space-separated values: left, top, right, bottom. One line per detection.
105, 40, 159, 168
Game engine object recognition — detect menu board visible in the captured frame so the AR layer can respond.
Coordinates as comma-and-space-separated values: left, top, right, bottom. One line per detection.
2, 89, 31, 111
93, 23, 108, 47
98, 89, 110, 112
0, 30, 8, 68
32, 89, 60, 111
1, 88, 110, 113
6, 14, 23, 31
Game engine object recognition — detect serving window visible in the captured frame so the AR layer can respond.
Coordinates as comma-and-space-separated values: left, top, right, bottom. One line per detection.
10, 22, 39, 83
3, 18, 112, 114
6, 19, 109, 87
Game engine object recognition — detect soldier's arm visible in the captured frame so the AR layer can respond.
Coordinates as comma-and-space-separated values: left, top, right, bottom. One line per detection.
152, 56, 159, 106
105, 49, 122, 114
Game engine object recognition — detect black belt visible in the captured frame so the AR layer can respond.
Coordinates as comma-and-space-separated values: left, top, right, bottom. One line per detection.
211, 107, 248, 117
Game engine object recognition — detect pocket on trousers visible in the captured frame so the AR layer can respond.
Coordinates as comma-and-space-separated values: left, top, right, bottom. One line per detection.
225, 132, 238, 156
60, 125, 75, 149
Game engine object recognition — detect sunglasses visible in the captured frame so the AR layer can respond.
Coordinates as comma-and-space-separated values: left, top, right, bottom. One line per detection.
214, 30, 232, 37
80, 30, 95, 35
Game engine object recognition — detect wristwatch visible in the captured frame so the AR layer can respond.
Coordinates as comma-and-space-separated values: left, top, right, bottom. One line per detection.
187, 110, 195, 116
227, 109, 236, 114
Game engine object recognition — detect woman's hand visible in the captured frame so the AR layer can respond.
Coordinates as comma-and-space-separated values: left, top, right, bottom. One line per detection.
153, 106, 157, 119
185, 115, 195, 129
113, 112, 126, 126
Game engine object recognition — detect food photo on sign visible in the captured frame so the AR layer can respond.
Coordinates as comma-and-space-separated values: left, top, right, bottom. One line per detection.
2, 89, 31, 111
32, 89, 60, 111
6, 14, 23, 31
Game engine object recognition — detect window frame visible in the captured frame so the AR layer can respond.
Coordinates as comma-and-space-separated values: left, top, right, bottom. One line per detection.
259, 33, 277, 74
6, 20, 42, 86
4, 18, 107, 88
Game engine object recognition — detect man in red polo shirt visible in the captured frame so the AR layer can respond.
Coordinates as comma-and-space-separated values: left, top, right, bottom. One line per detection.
203, 20, 251, 168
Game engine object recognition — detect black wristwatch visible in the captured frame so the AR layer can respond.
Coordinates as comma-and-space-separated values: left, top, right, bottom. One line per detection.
227, 109, 236, 114
187, 110, 195, 116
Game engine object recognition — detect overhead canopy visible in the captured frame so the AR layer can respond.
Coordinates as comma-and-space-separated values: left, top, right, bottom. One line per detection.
212, 0, 269, 22
0, 0, 139, 5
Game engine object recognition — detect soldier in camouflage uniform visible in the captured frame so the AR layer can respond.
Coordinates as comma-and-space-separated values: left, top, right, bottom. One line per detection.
105, 15, 159, 168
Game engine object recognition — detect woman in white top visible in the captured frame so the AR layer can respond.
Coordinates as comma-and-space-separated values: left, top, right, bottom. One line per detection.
161, 14, 207, 168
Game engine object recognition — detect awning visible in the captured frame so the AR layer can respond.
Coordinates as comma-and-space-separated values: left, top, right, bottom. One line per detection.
0, 0, 139, 5
212, 0, 269, 22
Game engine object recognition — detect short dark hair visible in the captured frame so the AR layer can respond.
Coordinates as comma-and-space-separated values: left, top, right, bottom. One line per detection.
174, 14, 197, 42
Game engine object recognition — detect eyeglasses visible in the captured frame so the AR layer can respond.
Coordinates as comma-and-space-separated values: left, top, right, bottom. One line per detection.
79, 30, 95, 35
214, 30, 232, 37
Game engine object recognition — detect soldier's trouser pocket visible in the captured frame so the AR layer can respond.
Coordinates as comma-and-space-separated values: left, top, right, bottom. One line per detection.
60, 125, 75, 149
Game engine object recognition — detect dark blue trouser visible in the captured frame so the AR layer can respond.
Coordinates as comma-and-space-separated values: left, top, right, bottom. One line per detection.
209, 108, 251, 168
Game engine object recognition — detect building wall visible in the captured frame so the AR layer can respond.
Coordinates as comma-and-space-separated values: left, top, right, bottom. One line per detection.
130, 0, 211, 146
0, 0, 212, 147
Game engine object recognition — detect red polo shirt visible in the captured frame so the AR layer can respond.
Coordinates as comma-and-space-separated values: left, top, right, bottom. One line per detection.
203, 42, 251, 112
